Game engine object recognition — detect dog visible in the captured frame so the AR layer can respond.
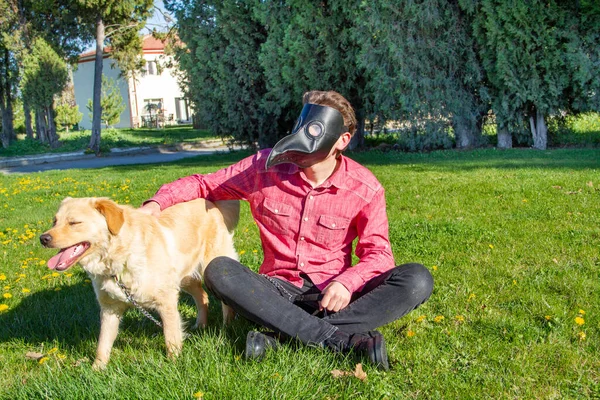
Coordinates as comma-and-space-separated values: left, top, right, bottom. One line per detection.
40, 197, 239, 369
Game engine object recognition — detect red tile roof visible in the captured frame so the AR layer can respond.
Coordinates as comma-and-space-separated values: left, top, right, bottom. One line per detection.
79, 35, 166, 62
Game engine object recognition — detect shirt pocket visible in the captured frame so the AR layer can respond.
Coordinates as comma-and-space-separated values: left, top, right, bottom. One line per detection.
316, 215, 351, 248
261, 198, 293, 236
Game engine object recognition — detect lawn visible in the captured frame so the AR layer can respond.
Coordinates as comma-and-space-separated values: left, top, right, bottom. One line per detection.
0, 148, 598, 399
0, 125, 221, 157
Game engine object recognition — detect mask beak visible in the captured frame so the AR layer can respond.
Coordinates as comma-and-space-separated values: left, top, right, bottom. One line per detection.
265, 103, 347, 170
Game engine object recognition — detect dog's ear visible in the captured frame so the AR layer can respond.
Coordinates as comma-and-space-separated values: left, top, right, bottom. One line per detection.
95, 199, 124, 235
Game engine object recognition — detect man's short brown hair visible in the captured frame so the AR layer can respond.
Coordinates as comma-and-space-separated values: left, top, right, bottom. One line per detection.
302, 90, 357, 136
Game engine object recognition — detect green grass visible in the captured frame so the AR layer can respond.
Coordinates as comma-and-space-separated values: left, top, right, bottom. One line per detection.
1, 148, 599, 399
0, 125, 220, 157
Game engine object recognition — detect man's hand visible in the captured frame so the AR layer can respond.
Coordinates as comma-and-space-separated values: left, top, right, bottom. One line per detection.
138, 201, 162, 218
319, 281, 351, 313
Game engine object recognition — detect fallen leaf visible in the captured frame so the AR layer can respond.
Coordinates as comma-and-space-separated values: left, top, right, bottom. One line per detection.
25, 351, 44, 361
552, 185, 562, 190
331, 364, 368, 382
353, 363, 367, 381
331, 369, 350, 378
587, 181, 593, 188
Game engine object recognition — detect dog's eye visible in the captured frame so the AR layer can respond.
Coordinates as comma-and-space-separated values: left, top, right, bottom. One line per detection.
52, 218, 57, 227
68, 221, 81, 226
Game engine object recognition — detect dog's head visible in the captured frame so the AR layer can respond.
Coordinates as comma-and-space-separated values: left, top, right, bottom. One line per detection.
40, 197, 124, 271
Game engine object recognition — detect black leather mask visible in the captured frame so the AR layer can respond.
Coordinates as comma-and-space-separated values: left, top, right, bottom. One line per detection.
266, 103, 348, 169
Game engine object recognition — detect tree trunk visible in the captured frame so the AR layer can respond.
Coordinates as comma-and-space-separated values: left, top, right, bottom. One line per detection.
24, 101, 34, 139
349, 110, 365, 150
36, 108, 48, 143
529, 109, 547, 150
89, 15, 105, 155
497, 124, 512, 149
46, 104, 60, 148
453, 116, 477, 149
0, 106, 10, 148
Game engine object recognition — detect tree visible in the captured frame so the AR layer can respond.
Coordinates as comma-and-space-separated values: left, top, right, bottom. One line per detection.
257, 0, 371, 149
21, 38, 68, 148
86, 76, 126, 128
166, 0, 272, 148
460, 0, 600, 150
77, 0, 153, 154
355, 0, 488, 150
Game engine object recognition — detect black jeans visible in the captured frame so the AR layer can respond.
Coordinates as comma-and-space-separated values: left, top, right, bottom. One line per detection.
204, 257, 434, 345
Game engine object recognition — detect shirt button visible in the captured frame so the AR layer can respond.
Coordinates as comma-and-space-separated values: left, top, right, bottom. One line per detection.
300, 237, 305, 241
300, 262, 305, 267
304, 217, 308, 221
309, 195, 314, 200
332, 223, 336, 228
274, 209, 278, 213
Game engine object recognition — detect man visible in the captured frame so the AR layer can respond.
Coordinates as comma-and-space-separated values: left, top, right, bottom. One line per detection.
141, 90, 433, 370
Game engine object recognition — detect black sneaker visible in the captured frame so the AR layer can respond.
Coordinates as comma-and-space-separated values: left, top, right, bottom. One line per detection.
244, 331, 280, 361
348, 331, 389, 371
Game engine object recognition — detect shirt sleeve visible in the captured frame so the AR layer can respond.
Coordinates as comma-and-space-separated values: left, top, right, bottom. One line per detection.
145, 152, 258, 210
333, 187, 396, 294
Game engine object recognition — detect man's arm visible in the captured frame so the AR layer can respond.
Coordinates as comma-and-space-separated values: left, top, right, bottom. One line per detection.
325, 188, 395, 303
140, 152, 259, 213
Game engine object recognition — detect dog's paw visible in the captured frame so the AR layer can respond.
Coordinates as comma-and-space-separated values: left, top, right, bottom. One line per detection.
92, 359, 107, 371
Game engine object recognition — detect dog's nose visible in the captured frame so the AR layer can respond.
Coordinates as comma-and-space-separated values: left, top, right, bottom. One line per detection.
40, 234, 52, 247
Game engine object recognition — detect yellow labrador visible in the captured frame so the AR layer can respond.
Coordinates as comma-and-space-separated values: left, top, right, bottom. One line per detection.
40, 197, 239, 369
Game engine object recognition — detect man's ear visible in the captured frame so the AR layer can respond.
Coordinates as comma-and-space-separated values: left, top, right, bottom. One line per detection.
336, 132, 352, 152
95, 199, 124, 235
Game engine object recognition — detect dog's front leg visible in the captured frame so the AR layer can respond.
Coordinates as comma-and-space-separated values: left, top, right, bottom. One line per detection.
93, 304, 126, 370
157, 295, 184, 359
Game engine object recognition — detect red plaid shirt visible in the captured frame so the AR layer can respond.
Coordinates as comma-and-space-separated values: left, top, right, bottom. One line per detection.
148, 149, 395, 294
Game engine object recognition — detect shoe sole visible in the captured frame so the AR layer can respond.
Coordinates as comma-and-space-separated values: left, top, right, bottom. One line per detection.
371, 333, 390, 371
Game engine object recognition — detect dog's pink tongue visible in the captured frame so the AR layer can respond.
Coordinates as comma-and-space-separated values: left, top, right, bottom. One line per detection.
47, 245, 82, 270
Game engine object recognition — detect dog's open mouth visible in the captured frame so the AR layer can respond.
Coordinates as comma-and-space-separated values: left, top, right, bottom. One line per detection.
47, 242, 91, 271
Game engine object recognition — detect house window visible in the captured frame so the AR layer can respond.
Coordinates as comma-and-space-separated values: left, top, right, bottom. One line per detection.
146, 60, 159, 75
175, 97, 191, 122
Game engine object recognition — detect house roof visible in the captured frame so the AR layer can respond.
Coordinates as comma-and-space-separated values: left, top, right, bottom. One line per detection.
78, 35, 166, 63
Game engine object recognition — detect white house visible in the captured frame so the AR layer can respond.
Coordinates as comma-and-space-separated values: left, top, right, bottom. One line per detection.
73, 35, 191, 129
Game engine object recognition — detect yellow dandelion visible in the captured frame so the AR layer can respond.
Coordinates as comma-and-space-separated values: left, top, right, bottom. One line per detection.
193, 391, 204, 398
406, 330, 415, 337
545, 315, 552, 321
432, 265, 438, 271
575, 316, 585, 326
488, 244, 494, 249
3, 286, 9, 290
51, 272, 59, 278
239, 250, 246, 255
18, 273, 26, 278
54, 288, 62, 292
39, 260, 46, 266
522, 199, 528, 203
57, 353, 67, 360
434, 315, 445, 323
468, 293, 476, 301
578, 309, 586, 315
0, 274, 6, 281
47, 347, 58, 354
0, 304, 8, 312
578, 331, 586, 341
455, 315, 465, 323
22, 288, 30, 293
65, 273, 73, 278
513, 280, 517, 285
3, 293, 12, 299
252, 249, 258, 253
38, 357, 49, 364
416, 315, 426, 323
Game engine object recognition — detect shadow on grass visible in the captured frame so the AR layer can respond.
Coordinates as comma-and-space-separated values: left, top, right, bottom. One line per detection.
0, 281, 244, 351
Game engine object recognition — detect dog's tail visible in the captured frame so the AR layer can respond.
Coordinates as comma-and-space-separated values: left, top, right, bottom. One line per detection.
214, 200, 240, 233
